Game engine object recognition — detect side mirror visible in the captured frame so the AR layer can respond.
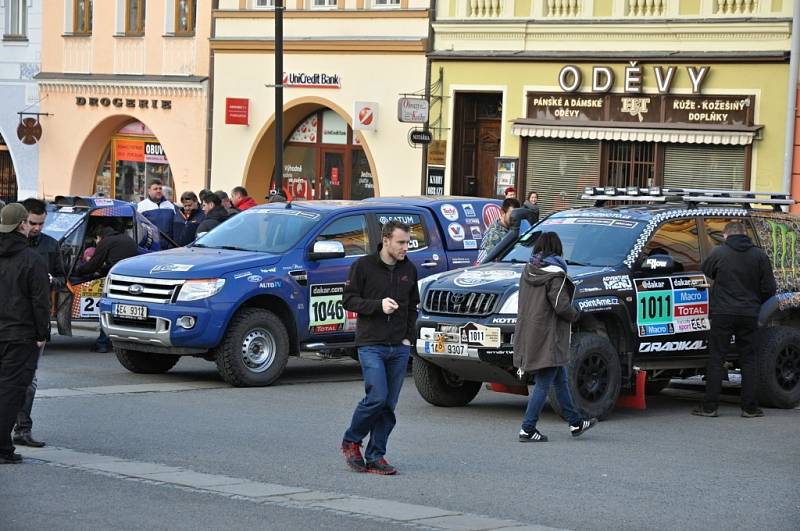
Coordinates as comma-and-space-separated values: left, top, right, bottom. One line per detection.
637, 254, 675, 275
310, 240, 345, 261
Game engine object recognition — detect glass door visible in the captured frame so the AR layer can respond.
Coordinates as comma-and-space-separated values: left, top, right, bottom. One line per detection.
320, 150, 345, 200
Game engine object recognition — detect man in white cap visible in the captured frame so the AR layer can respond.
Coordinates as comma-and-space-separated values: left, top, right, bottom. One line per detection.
0, 203, 50, 464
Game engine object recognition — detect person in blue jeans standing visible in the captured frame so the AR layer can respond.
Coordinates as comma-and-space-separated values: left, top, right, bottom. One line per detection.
513, 232, 597, 442
341, 220, 419, 475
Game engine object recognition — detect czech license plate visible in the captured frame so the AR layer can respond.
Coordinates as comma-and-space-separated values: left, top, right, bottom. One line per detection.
424, 341, 467, 356
113, 303, 148, 320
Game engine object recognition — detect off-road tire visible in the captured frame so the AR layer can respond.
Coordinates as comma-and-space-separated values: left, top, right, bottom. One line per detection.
413, 356, 481, 407
756, 326, 800, 408
215, 308, 289, 387
114, 346, 179, 374
549, 332, 621, 420
645, 379, 671, 395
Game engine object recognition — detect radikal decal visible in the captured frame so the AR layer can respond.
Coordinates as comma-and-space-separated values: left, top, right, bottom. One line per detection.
448, 223, 465, 242
453, 269, 520, 288
602, 275, 633, 291
150, 264, 193, 273
440, 204, 459, 221
639, 340, 707, 353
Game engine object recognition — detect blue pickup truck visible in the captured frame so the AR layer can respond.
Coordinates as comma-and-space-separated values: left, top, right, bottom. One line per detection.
99, 197, 502, 386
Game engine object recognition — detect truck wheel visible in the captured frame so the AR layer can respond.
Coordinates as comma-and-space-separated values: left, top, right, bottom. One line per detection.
645, 379, 671, 395
756, 326, 800, 408
550, 332, 621, 420
114, 346, 179, 374
215, 308, 289, 387
412, 356, 481, 407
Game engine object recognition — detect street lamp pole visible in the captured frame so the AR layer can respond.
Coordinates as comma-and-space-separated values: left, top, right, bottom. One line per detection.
274, 0, 284, 196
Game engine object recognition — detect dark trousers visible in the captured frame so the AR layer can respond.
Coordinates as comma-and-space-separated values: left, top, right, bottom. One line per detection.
15, 344, 44, 434
704, 315, 759, 411
343, 344, 410, 463
0, 342, 39, 456
521, 366, 581, 432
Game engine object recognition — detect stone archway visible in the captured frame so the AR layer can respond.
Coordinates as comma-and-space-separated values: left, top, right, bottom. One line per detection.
243, 97, 379, 201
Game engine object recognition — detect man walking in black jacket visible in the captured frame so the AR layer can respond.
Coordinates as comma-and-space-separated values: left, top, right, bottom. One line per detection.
0, 203, 50, 464
341, 220, 419, 475
693, 221, 777, 418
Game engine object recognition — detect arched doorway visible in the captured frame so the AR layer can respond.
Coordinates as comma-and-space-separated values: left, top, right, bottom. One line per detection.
275, 109, 375, 201
0, 132, 18, 203
93, 121, 174, 202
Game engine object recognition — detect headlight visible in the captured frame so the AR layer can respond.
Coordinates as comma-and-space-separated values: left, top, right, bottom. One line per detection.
176, 279, 225, 301
498, 291, 519, 314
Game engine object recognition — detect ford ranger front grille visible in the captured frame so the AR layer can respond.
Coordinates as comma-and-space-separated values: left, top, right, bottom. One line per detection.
424, 290, 498, 316
107, 274, 185, 304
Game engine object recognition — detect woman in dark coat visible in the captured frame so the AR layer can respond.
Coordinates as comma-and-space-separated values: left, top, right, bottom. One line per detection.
513, 232, 597, 442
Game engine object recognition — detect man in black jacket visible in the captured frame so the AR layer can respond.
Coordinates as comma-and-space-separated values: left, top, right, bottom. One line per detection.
196, 193, 229, 236
0, 203, 50, 464
340, 220, 419, 475
693, 221, 777, 418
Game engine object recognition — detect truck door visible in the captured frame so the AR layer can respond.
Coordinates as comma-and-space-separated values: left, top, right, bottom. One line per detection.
304, 214, 373, 341
370, 211, 447, 277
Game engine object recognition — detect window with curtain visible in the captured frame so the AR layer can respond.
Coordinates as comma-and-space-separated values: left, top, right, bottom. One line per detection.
254, 0, 275, 7
175, 0, 196, 33
312, 0, 337, 8
126, 0, 146, 35
74, 0, 93, 34
5, 0, 27, 37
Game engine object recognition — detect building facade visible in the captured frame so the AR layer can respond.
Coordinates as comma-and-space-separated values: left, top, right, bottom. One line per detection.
37, 0, 211, 202
429, 0, 794, 215
0, 0, 42, 202
210, 0, 430, 201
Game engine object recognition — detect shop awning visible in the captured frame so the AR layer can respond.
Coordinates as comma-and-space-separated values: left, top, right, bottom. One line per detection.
511, 119, 762, 146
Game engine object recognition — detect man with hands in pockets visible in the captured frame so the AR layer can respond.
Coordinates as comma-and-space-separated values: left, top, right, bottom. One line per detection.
340, 220, 419, 475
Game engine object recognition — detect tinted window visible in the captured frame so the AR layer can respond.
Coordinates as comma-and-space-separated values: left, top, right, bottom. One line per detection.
703, 218, 756, 248
195, 210, 320, 253
502, 217, 644, 267
375, 213, 428, 251
316, 215, 369, 257
643, 218, 701, 271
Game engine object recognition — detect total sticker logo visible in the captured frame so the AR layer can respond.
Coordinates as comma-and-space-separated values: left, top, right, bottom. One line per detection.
454, 269, 520, 288
483, 204, 502, 227
448, 223, 465, 242
440, 204, 459, 221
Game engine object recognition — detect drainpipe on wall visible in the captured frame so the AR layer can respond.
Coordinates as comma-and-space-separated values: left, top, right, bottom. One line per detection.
420, 0, 436, 194
205, 0, 220, 190
782, 0, 799, 205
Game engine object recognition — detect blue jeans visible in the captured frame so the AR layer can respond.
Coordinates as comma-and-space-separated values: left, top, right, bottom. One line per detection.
521, 366, 581, 432
343, 344, 410, 463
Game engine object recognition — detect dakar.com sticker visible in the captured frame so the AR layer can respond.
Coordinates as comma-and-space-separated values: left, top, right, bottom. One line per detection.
453, 269, 520, 288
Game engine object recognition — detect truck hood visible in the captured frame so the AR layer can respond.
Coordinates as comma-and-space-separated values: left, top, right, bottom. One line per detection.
110, 247, 282, 279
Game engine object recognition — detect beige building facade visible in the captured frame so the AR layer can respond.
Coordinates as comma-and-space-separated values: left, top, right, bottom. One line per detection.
37, 0, 211, 202
210, 0, 429, 202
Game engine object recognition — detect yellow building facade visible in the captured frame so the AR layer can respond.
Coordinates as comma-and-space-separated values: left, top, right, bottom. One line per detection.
429, 0, 794, 213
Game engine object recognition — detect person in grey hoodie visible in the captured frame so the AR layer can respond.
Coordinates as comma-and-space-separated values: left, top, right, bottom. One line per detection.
513, 232, 597, 442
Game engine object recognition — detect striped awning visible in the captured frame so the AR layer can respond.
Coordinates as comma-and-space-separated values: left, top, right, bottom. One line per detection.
511, 121, 758, 146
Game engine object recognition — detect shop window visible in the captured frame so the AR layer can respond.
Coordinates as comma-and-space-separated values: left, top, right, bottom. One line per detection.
175, 0, 196, 34
311, 0, 337, 8
315, 215, 370, 257
0, 134, 18, 203
604, 141, 662, 189
350, 149, 374, 200
643, 218, 702, 272
4, 0, 27, 38
253, 0, 275, 7
73, 0, 93, 34
126, 0, 146, 35
373, 0, 400, 6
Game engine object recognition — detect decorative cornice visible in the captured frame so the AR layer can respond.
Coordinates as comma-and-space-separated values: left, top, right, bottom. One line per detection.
211, 38, 427, 54
36, 78, 207, 97
214, 8, 428, 19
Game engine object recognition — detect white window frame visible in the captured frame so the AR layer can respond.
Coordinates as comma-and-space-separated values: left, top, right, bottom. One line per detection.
373, 0, 400, 8
253, 0, 275, 8
311, 0, 337, 10
5, 0, 28, 37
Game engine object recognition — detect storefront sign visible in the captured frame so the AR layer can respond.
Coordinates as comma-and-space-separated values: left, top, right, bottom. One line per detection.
557, 63, 711, 94
144, 142, 167, 164
76, 96, 172, 109
115, 140, 145, 162
409, 129, 433, 145
225, 98, 249, 125
283, 72, 341, 89
353, 101, 378, 131
427, 139, 446, 166
426, 165, 445, 196
397, 98, 429, 123
527, 92, 754, 127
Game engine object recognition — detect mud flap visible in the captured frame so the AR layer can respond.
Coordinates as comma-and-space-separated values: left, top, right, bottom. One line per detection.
485, 382, 529, 396
616, 369, 646, 410
55, 289, 73, 337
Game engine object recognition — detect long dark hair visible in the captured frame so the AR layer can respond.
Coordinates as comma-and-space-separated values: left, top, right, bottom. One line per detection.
533, 232, 563, 258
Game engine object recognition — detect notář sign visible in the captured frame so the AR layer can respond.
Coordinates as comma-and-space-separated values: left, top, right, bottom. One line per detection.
409, 129, 433, 145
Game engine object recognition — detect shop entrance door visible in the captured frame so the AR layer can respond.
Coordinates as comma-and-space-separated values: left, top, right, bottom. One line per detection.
476, 119, 500, 198
451, 92, 502, 198
320, 150, 346, 200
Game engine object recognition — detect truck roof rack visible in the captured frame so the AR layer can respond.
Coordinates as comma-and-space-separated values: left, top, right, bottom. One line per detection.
580, 187, 796, 212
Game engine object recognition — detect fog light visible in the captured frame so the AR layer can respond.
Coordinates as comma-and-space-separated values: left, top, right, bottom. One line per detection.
177, 316, 196, 329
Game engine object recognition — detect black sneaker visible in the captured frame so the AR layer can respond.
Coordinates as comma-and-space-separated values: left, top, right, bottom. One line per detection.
691, 407, 719, 417
570, 418, 598, 437
365, 458, 397, 475
13, 432, 46, 448
341, 441, 366, 473
518, 428, 548, 442
741, 408, 765, 418
0, 452, 23, 464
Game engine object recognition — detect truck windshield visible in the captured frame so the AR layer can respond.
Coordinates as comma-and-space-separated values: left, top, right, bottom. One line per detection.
44, 210, 85, 241
193, 209, 320, 253
502, 217, 644, 267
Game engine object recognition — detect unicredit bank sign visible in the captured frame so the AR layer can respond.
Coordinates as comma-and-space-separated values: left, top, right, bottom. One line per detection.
283, 72, 341, 89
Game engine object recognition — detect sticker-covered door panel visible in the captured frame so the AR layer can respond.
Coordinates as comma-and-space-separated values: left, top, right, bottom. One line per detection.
635, 274, 709, 338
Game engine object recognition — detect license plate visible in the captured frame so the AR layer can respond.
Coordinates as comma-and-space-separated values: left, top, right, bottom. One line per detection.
113, 303, 148, 320
423, 341, 466, 356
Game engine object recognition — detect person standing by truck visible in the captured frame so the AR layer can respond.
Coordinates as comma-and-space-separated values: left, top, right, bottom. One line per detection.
514, 232, 597, 442
340, 220, 419, 475
478, 197, 520, 263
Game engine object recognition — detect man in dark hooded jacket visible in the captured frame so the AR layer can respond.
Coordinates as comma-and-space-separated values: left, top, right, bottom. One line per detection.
0, 203, 50, 464
693, 221, 777, 418
196, 193, 230, 235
